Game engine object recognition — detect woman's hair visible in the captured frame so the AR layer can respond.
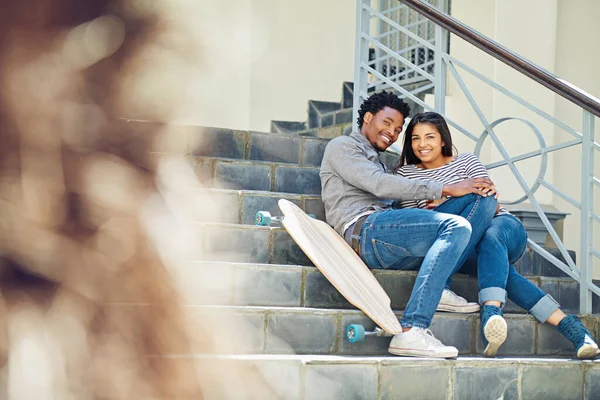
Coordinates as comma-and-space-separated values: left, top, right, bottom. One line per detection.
396, 111, 455, 170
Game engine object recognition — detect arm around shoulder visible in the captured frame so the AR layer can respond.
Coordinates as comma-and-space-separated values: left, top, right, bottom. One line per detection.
323, 137, 443, 200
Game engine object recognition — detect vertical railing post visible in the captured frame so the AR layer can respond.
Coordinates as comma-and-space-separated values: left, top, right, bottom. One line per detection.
580, 110, 595, 314
433, 18, 446, 114
353, 0, 371, 133
375, 0, 384, 92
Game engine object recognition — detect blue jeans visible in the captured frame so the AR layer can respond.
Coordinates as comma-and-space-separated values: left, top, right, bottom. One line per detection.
358, 208, 471, 329
432, 194, 498, 286
459, 213, 560, 322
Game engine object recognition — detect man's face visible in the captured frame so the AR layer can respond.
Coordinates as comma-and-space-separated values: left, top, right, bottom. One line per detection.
361, 106, 405, 152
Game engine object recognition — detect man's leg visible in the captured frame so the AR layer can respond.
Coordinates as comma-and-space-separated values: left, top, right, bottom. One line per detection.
359, 208, 471, 358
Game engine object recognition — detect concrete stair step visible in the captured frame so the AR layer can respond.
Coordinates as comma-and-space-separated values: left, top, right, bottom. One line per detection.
190, 128, 329, 166
308, 100, 342, 129
296, 123, 350, 139
139, 261, 599, 316
181, 188, 324, 225
118, 119, 330, 165
186, 222, 309, 265
270, 120, 307, 134
191, 157, 321, 194
183, 222, 588, 287
310, 107, 353, 129
161, 354, 600, 400
183, 188, 325, 226
114, 304, 600, 358
156, 261, 600, 315
342, 81, 354, 109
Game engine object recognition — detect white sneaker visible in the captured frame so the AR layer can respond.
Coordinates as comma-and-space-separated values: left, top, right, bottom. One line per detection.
577, 334, 599, 360
483, 315, 508, 357
437, 289, 480, 313
388, 327, 458, 358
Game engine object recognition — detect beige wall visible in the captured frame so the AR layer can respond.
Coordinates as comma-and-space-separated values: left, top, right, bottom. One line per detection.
179, 0, 355, 131
249, 0, 356, 132
553, 0, 600, 277
177, 0, 252, 129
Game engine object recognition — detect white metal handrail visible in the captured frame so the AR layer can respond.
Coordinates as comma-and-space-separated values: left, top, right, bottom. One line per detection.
353, 0, 600, 313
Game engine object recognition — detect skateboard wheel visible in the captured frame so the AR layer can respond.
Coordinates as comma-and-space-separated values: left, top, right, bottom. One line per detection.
255, 211, 272, 226
346, 324, 366, 343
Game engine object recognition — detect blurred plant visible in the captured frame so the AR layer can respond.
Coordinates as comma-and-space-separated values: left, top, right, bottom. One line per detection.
0, 1, 274, 398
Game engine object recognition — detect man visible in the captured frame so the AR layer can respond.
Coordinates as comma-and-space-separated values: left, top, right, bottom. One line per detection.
320, 91, 497, 358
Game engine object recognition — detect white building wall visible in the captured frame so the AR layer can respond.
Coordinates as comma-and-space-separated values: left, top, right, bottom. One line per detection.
177, 0, 355, 131
249, 0, 356, 132
179, 0, 253, 129
553, 0, 600, 277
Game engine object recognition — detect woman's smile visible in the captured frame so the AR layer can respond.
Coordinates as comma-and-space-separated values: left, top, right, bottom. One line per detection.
411, 122, 446, 168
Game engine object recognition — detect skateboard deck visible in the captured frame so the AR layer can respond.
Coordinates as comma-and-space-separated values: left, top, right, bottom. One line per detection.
278, 199, 402, 335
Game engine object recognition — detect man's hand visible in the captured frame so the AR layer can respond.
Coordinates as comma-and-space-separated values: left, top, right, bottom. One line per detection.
442, 178, 496, 198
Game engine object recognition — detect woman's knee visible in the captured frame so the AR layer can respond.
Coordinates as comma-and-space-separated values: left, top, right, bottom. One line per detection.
478, 194, 498, 211
462, 193, 497, 221
483, 216, 527, 259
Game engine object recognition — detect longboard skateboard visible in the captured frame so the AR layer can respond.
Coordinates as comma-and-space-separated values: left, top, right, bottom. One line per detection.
257, 199, 402, 343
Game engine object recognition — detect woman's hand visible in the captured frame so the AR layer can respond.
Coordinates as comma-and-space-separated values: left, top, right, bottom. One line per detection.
481, 186, 499, 199
424, 199, 446, 210
442, 178, 496, 198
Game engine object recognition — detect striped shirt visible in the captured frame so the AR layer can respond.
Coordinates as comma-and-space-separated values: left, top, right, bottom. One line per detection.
395, 152, 508, 214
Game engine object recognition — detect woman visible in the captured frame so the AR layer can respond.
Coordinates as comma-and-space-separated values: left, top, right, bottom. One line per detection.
394, 111, 598, 359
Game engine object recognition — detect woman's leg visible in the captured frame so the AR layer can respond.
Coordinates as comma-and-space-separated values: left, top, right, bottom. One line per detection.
464, 214, 525, 356
432, 194, 498, 313
476, 214, 526, 306
424, 194, 496, 313
506, 265, 598, 359
433, 194, 498, 275
493, 214, 598, 359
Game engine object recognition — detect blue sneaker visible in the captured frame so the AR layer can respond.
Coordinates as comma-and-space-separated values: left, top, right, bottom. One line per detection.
557, 315, 598, 359
481, 305, 507, 357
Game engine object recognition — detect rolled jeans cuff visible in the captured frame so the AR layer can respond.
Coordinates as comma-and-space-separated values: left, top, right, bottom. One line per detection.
479, 287, 507, 306
529, 294, 560, 323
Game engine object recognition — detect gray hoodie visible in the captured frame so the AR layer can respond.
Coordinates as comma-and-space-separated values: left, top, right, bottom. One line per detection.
319, 131, 444, 236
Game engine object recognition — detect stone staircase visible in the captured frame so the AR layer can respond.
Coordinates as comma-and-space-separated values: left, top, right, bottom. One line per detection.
121, 82, 600, 399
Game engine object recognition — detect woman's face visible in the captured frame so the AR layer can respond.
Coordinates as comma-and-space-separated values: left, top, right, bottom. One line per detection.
410, 123, 445, 166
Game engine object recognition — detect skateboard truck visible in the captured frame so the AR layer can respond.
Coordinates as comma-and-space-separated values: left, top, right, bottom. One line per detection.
255, 210, 315, 226
346, 324, 394, 343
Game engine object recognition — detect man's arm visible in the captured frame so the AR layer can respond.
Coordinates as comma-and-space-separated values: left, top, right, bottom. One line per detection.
326, 140, 443, 200
326, 140, 494, 201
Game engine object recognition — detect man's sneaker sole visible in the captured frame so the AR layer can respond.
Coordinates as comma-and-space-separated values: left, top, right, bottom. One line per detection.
388, 346, 458, 359
437, 303, 480, 313
483, 315, 507, 357
577, 343, 599, 360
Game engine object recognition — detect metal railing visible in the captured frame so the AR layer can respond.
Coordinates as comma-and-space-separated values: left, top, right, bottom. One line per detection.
371, 0, 447, 91
353, 0, 600, 314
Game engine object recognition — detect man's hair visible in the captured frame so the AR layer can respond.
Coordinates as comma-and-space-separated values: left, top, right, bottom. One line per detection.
357, 91, 411, 129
